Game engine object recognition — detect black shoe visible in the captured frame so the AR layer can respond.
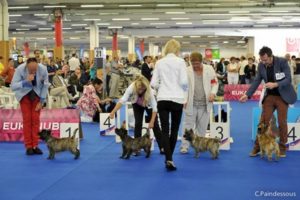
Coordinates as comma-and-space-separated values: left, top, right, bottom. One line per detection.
165, 161, 177, 171
26, 148, 34, 156
33, 147, 43, 155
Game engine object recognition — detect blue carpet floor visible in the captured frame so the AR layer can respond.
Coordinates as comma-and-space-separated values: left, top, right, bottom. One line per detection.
0, 101, 300, 200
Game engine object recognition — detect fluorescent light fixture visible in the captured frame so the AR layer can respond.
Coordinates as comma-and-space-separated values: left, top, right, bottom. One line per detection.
97, 23, 110, 26
239, 3, 257, 6
38, 28, 52, 30
131, 23, 140, 25
209, 41, 218, 44
43, 5, 66, 8
197, 3, 220, 6
62, 28, 72, 30
36, 38, 47, 40
16, 28, 29, 31
182, 42, 190, 44
157, 4, 181, 7
99, 12, 119, 15
150, 23, 166, 25
70, 37, 80, 40
141, 18, 159, 21
229, 11, 250, 14
84, 19, 101, 21
223, 41, 229, 43
230, 21, 247, 24
84, 27, 91, 30
253, 25, 268, 28
9, 14, 22, 17
8, 6, 29, 9
176, 22, 192, 25
21, 25, 36, 27
172, 36, 183, 38
71, 24, 88, 26
231, 17, 251, 21
171, 17, 190, 20
278, 25, 293, 27
9, 21, 16, 23
75, 30, 88, 33
80, 5, 104, 8
190, 36, 201, 38
237, 41, 245, 44
75, 13, 86, 16
106, 36, 113, 39
119, 5, 142, 7
34, 14, 49, 16
13, 32, 25, 34
108, 26, 123, 29
165, 12, 186, 14
276, 2, 298, 6
112, 18, 130, 21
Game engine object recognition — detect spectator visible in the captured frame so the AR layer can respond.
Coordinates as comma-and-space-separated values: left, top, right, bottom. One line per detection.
68, 53, 80, 73
0, 58, 15, 87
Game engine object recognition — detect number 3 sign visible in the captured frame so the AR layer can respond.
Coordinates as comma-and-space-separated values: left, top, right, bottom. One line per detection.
210, 123, 230, 150
99, 113, 116, 136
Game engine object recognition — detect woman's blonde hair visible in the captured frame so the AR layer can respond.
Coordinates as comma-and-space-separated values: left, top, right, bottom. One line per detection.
133, 75, 151, 106
163, 39, 181, 55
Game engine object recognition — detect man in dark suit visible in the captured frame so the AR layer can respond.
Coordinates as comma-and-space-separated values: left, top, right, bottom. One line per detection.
240, 46, 297, 158
141, 56, 153, 82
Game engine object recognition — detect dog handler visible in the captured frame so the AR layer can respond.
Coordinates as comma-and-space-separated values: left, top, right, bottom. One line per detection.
11, 57, 49, 155
109, 75, 164, 154
180, 51, 219, 154
240, 46, 297, 158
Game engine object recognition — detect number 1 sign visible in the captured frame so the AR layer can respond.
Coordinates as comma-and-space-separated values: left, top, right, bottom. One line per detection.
100, 113, 116, 136
60, 123, 80, 149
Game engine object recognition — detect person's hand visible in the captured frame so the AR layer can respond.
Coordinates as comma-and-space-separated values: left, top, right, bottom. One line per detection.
27, 74, 35, 82
183, 103, 187, 109
148, 121, 154, 129
265, 82, 278, 89
208, 94, 215, 102
239, 94, 248, 103
35, 102, 43, 111
109, 112, 115, 119
105, 98, 112, 103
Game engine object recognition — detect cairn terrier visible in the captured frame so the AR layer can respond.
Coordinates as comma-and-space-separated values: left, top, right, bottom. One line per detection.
257, 122, 280, 161
38, 129, 80, 160
183, 129, 221, 159
115, 127, 152, 159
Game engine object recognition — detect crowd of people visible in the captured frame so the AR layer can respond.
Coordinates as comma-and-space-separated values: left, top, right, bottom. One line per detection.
0, 40, 299, 171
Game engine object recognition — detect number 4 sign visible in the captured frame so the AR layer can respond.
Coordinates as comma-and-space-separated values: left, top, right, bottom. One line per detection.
286, 123, 300, 151
100, 113, 116, 136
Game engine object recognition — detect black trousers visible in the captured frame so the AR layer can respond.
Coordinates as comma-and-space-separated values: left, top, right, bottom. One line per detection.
93, 102, 116, 122
157, 101, 183, 161
132, 103, 163, 150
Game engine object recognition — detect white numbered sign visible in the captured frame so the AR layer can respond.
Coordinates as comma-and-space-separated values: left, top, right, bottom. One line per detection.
60, 123, 80, 149
287, 123, 300, 151
210, 123, 230, 150
94, 47, 102, 58
100, 113, 116, 136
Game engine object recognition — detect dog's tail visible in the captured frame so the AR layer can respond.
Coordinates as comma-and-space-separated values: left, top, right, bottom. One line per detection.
71, 128, 79, 139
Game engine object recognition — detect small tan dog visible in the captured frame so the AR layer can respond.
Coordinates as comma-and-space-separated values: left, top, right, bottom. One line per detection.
183, 129, 220, 159
257, 122, 280, 161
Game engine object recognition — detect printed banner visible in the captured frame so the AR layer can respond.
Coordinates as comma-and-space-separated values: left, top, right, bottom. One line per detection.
205, 48, 212, 59
0, 109, 80, 142
286, 37, 300, 52
224, 84, 263, 101
212, 49, 220, 59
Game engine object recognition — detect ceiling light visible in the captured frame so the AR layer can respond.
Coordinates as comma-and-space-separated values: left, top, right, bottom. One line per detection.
9, 21, 16, 23
36, 38, 47, 40
21, 25, 36, 27
99, 13, 119, 15
9, 14, 22, 17
43, 5, 66, 8
71, 24, 88, 26
75, 13, 86, 16
157, 4, 181, 7
150, 23, 166, 25
202, 20, 220, 24
38, 28, 52, 30
34, 14, 49, 16
131, 23, 139, 25
176, 22, 193, 25
253, 25, 268, 28
165, 12, 186, 15
8, 6, 29, 9
276, 2, 298, 6
210, 41, 218, 44
119, 5, 142, 7
112, 18, 130, 21
172, 36, 183, 38
237, 41, 245, 44
223, 41, 229, 44
197, 3, 220, 6
108, 26, 123, 29
75, 30, 88, 33
190, 36, 201, 38
208, 36, 219, 38
171, 18, 190, 20
141, 18, 159, 21
80, 5, 104, 8
239, 3, 257, 6
70, 37, 80, 40
16, 28, 29, 31
84, 19, 101, 21
268, 11, 289, 13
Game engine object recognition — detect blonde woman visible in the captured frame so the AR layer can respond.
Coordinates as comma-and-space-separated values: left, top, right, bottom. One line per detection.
151, 39, 188, 171
109, 75, 163, 154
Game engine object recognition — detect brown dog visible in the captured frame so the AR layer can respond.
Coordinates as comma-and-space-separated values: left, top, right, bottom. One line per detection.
257, 122, 280, 161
